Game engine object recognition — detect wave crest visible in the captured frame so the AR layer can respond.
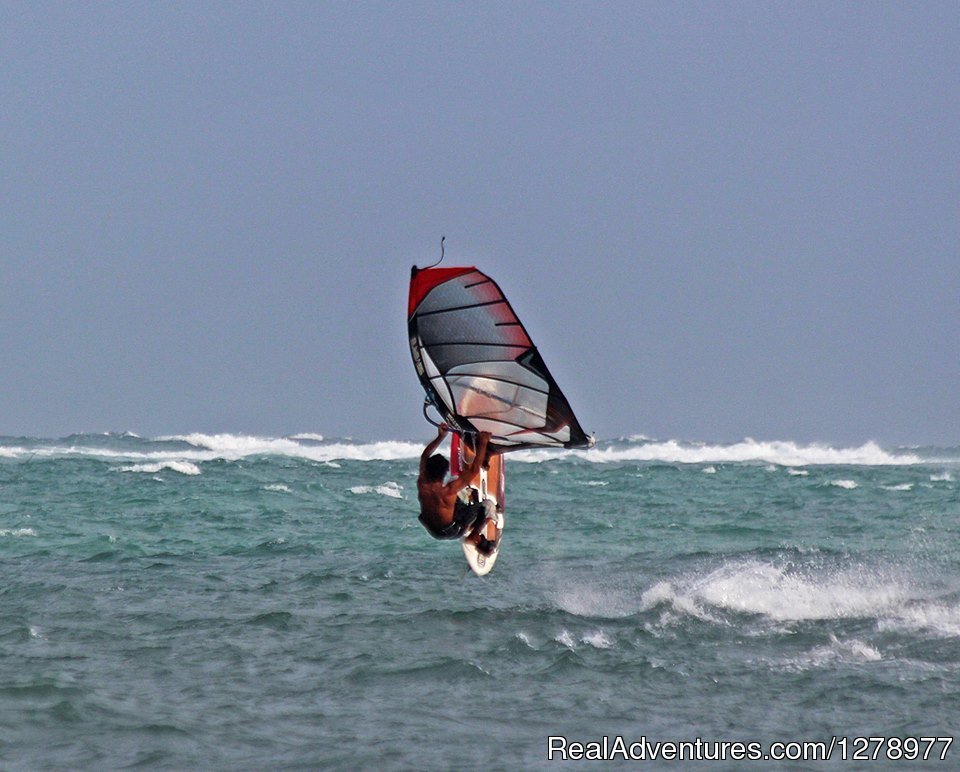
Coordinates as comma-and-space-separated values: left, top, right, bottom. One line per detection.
349, 481, 404, 499
119, 461, 201, 476
0, 433, 951, 466
516, 438, 925, 466
642, 558, 916, 624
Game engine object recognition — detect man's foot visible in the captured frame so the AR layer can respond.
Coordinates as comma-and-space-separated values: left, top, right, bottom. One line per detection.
475, 535, 497, 556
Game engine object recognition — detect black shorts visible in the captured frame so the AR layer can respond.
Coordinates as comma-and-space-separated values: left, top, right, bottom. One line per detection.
419, 500, 488, 540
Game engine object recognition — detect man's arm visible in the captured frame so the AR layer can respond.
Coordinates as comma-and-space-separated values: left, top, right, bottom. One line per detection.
449, 431, 491, 492
419, 423, 449, 476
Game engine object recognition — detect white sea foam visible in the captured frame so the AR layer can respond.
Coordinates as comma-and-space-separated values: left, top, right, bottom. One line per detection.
787, 468, 809, 476
641, 580, 715, 621
640, 581, 679, 610
165, 433, 316, 457
644, 559, 911, 624
165, 433, 424, 463
829, 479, 859, 489
512, 438, 923, 466
264, 484, 291, 493
882, 600, 960, 638
931, 472, 954, 482
349, 481, 404, 499
515, 632, 535, 648
0, 432, 946, 466
788, 635, 883, 669
702, 465, 717, 474
0, 527, 37, 537
882, 483, 913, 492
119, 461, 202, 476
581, 630, 614, 649
819, 635, 882, 662
0, 433, 424, 464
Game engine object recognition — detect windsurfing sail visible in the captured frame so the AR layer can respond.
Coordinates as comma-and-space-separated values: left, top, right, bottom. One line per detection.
408, 265, 594, 452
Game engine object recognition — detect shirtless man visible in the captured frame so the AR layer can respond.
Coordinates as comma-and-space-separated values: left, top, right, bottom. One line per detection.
417, 424, 496, 552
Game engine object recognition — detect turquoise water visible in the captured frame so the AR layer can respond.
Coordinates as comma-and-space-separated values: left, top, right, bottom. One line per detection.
2, 433, 959, 769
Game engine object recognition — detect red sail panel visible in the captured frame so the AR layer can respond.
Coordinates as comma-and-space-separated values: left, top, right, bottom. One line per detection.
407, 266, 475, 319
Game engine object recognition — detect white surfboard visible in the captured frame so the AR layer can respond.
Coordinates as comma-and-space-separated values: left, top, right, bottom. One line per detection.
453, 434, 505, 576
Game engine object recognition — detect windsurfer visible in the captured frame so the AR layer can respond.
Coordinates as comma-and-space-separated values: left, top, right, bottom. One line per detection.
417, 424, 496, 552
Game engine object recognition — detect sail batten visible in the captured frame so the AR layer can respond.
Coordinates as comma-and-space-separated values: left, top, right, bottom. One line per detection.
408, 265, 593, 452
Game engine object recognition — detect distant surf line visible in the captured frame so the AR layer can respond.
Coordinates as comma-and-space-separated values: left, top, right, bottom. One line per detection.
1, 433, 956, 466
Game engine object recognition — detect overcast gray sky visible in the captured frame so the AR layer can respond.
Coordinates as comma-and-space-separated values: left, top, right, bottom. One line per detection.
2, 2, 957, 445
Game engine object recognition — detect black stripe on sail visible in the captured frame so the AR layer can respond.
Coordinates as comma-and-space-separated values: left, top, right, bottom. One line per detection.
463, 278, 493, 289
424, 342, 529, 350
415, 298, 511, 318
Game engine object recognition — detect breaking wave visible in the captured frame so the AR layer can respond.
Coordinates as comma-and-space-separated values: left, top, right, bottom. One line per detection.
0, 527, 37, 537
828, 479, 859, 489
163, 433, 422, 462
641, 559, 910, 622
349, 481, 404, 499
633, 556, 960, 641
526, 438, 929, 466
545, 553, 960, 645
0, 433, 423, 465
119, 461, 202, 476
0, 433, 954, 466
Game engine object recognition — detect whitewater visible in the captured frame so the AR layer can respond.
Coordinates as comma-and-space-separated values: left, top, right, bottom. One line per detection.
2, 432, 959, 769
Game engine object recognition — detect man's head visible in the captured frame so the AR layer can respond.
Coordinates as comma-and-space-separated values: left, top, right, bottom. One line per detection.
424, 453, 449, 482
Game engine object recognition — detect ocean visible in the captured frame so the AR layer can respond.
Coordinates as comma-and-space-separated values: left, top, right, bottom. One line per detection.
1, 432, 959, 769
